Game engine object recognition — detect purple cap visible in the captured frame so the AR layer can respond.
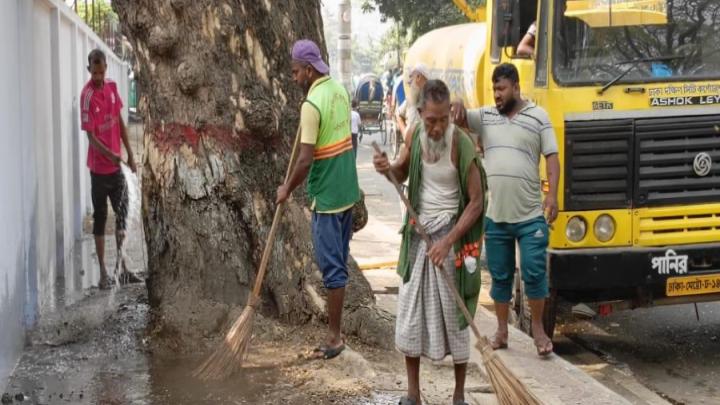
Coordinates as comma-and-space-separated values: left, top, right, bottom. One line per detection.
291, 39, 329, 75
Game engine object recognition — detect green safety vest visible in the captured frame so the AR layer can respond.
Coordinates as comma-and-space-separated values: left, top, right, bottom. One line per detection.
305, 77, 360, 212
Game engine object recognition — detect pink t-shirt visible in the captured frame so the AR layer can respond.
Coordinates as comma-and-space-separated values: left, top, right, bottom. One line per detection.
80, 79, 123, 174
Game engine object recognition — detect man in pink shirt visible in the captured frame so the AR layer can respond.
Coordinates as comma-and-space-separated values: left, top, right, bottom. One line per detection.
80, 49, 140, 289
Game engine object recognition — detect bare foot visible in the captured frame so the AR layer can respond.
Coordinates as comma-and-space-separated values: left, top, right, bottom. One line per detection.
533, 334, 553, 356
98, 275, 111, 290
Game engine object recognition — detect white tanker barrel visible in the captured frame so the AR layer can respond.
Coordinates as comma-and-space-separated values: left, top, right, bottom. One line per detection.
403, 23, 487, 109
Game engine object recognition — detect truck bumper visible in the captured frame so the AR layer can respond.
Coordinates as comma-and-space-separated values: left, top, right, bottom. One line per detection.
548, 243, 720, 302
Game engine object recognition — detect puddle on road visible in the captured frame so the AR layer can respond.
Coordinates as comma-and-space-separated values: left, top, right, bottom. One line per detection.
145, 358, 281, 404
8, 355, 283, 404
8, 353, 386, 405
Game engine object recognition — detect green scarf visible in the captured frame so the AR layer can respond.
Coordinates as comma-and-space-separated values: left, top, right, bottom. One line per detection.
397, 125, 487, 329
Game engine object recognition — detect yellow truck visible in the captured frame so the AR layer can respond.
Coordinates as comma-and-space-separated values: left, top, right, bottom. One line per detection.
405, 0, 720, 337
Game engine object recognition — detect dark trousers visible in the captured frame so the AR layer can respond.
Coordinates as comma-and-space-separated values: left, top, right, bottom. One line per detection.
90, 170, 128, 236
351, 133, 358, 160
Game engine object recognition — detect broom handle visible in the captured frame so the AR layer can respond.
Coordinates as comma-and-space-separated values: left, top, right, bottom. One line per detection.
251, 125, 303, 297
372, 142, 483, 341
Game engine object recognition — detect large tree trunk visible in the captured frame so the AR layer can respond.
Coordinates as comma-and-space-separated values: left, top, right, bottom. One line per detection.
113, 0, 391, 351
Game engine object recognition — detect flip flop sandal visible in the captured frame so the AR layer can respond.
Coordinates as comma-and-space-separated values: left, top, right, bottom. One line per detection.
491, 333, 508, 350
310, 343, 346, 360
398, 396, 417, 405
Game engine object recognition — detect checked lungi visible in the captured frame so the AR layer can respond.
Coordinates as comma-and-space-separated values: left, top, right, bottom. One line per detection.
395, 213, 470, 363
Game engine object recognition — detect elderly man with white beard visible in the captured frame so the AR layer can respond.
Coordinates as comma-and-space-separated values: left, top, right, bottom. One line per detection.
396, 63, 430, 140
374, 80, 486, 405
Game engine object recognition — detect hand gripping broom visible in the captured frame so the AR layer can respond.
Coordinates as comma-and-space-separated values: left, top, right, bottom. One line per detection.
194, 125, 302, 380
371, 142, 542, 405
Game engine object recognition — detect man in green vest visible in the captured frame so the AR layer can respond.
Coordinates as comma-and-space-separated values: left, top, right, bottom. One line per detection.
277, 39, 360, 360
374, 80, 486, 405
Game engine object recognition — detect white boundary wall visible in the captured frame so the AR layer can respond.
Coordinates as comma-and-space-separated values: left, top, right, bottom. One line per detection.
0, 0, 128, 387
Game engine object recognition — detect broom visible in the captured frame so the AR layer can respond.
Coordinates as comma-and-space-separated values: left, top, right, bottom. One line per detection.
371, 142, 542, 405
194, 125, 302, 380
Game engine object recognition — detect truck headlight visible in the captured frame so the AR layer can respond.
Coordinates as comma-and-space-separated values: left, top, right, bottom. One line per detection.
566, 216, 587, 242
594, 214, 615, 242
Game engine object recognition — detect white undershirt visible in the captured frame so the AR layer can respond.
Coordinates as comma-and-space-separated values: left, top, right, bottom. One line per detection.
418, 126, 459, 219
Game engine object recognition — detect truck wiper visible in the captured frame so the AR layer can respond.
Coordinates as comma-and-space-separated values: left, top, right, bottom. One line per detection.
597, 55, 685, 95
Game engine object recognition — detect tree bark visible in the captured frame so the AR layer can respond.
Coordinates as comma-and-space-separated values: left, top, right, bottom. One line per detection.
113, 0, 392, 351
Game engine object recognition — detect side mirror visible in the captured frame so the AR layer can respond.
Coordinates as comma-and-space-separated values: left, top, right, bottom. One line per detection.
495, 0, 522, 53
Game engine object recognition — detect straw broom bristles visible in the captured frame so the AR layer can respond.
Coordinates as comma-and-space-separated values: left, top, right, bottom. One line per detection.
193, 296, 259, 380
193, 125, 302, 381
371, 142, 543, 405
478, 336, 543, 405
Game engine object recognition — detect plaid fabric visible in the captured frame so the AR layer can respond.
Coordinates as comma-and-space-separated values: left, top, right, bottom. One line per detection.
395, 215, 470, 363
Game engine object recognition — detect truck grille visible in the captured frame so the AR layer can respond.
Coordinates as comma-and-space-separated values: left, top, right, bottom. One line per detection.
635, 114, 720, 206
565, 114, 720, 210
565, 119, 633, 210
636, 204, 720, 246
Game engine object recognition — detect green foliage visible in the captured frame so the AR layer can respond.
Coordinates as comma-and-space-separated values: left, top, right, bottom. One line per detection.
376, 24, 411, 68
323, 4, 402, 76
360, 0, 484, 41
75, 0, 117, 31
351, 25, 411, 75
352, 36, 380, 75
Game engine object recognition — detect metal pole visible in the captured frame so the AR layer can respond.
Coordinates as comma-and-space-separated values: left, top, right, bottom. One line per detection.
338, 0, 352, 92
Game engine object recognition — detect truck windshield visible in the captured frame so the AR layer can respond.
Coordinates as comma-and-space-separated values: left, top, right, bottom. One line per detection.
553, 0, 720, 85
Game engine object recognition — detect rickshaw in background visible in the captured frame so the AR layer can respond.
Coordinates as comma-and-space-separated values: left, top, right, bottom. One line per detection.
354, 74, 386, 144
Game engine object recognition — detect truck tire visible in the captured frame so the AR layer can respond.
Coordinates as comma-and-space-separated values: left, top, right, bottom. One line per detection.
512, 269, 558, 340
513, 272, 533, 335
543, 289, 559, 341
